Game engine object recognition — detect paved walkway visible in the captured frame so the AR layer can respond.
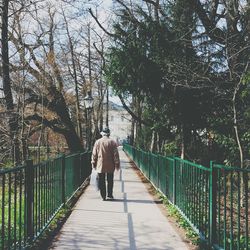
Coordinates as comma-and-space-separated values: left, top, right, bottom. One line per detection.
49, 148, 189, 250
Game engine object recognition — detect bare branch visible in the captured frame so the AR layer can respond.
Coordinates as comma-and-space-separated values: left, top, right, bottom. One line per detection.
25, 114, 66, 134
188, 0, 225, 44
118, 94, 150, 126
89, 8, 116, 37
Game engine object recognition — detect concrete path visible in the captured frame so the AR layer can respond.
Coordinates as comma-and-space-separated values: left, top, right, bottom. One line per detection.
49, 148, 189, 250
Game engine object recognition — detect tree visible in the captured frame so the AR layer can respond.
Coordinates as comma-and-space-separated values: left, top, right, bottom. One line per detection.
105, 0, 217, 156
188, 0, 250, 167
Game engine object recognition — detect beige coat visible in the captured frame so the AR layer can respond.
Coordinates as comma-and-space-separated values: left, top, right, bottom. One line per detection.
91, 136, 120, 173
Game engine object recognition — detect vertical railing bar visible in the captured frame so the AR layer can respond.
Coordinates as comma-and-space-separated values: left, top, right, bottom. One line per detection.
179, 161, 181, 207
57, 159, 59, 207
218, 169, 221, 246
50, 161, 52, 215
209, 161, 217, 247
48, 162, 50, 216
33, 167, 36, 237
1, 174, 6, 250
42, 164, 44, 229
52, 161, 54, 212
244, 172, 248, 250
201, 171, 204, 234
194, 167, 196, 226
186, 163, 189, 216
42, 164, 45, 226
173, 158, 176, 205
35, 166, 38, 236
53, 161, 56, 211
189, 164, 192, 221
223, 170, 227, 249
57, 159, 59, 208
206, 172, 209, 238
198, 168, 201, 230
44, 164, 47, 223
46, 163, 49, 222
51, 161, 54, 213
18, 171, 22, 248
38, 166, 41, 233
203, 171, 206, 237
52, 161, 54, 213
195, 167, 198, 227
230, 171, 233, 250
182, 163, 186, 214
62, 155, 66, 205
184, 164, 188, 214
185, 163, 189, 218
56, 159, 59, 208
8, 172, 12, 249
195, 167, 198, 228
14, 172, 17, 249
191, 163, 194, 223
200, 169, 203, 232
25, 159, 34, 245
44, 163, 46, 226
237, 171, 240, 250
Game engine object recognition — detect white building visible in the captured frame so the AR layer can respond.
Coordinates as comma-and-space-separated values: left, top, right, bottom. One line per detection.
108, 102, 131, 145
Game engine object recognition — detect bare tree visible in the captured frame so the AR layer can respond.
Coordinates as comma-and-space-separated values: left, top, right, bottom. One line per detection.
1, 0, 21, 164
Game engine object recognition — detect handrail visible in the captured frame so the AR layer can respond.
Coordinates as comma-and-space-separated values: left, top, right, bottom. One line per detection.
0, 151, 92, 249
123, 143, 250, 250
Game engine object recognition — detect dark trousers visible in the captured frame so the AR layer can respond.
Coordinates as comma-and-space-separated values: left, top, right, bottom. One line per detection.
98, 173, 114, 199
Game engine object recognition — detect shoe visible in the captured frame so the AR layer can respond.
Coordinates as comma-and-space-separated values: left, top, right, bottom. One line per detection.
107, 195, 114, 199
102, 197, 106, 201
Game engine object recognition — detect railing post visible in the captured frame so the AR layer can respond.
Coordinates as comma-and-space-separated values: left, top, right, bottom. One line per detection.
157, 155, 160, 188
209, 161, 217, 247
79, 153, 83, 183
25, 159, 34, 244
77, 153, 81, 187
61, 154, 66, 205
148, 151, 150, 180
173, 158, 177, 205
73, 153, 81, 188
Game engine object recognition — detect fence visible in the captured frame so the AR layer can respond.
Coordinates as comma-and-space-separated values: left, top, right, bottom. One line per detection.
0, 152, 91, 250
123, 144, 250, 250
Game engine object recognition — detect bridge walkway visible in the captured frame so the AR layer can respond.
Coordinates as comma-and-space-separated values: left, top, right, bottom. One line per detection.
49, 148, 190, 250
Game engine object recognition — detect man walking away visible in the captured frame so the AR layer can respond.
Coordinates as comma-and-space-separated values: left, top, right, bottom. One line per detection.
91, 128, 120, 200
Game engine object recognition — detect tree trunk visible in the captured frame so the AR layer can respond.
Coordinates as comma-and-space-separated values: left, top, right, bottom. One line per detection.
106, 86, 109, 128
2, 0, 21, 164
150, 130, 155, 152
64, 129, 83, 152
63, 10, 83, 145
180, 124, 185, 159
88, 23, 92, 83
48, 86, 83, 152
233, 90, 243, 169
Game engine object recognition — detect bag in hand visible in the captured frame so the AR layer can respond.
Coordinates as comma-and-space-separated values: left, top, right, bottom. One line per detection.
90, 169, 99, 191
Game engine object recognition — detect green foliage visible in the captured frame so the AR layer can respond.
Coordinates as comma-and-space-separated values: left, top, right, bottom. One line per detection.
106, 4, 216, 135
159, 194, 200, 245
163, 141, 178, 156
213, 134, 239, 164
106, 1, 250, 165
30, 205, 71, 250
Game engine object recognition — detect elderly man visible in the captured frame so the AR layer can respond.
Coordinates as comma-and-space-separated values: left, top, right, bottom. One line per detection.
91, 128, 120, 200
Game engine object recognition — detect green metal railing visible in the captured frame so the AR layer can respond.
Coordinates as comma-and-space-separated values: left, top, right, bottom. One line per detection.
211, 163, 249, 250
0, 151, 91, 250
123, 144, 250, 250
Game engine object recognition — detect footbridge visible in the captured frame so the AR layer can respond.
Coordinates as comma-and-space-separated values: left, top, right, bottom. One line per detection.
0, 145, 249, 249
